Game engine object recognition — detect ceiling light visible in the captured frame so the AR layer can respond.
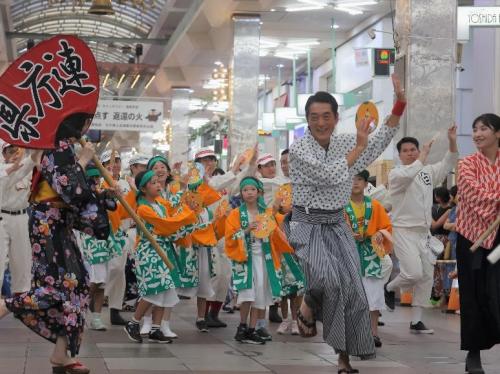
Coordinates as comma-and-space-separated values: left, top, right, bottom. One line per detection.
144, 75, 155, 90
275, 54, 299, 60
260, 39, 280, 48
298, 0, 326, 5
214, 61, 223, 66
102, 73, 110, 87
130, 74, 141, 89
338, 0, 377, 5
88, 0, 114, 15
286, 5, 325, 12
287, 40, 320, 47
335, 6, 363, 15
116, 73, 125, 89
332, 24, 340, 29
276, 64, 285, 68
270, 8, 276, 12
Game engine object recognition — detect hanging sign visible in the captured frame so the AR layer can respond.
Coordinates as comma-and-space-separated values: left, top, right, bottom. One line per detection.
90, 100, 163, 132
458, 7, 500, 41
0, 35, 99, 149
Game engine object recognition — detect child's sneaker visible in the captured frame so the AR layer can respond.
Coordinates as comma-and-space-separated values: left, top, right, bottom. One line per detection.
148, 329, 173, 344
277, 321, 291, 335
124, 321, 142, 343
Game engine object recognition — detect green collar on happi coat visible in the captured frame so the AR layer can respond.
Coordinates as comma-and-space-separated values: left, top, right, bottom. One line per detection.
238, 202, 282, 297
345, 196, 382, 278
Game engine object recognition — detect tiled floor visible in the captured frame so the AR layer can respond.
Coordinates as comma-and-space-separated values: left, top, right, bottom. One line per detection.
1, 300, 500, 374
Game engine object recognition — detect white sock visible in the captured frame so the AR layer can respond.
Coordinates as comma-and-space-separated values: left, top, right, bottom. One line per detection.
161, 320, 170, 327
411, 306, 422, 324
143, 315, 152, 323
256, 319, 266, 330
92, 312, 101, 319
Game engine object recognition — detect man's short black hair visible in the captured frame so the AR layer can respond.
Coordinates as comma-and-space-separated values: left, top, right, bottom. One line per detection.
281, 149, 289, 157
396, 137, 419, 153
305, 92, 338, 118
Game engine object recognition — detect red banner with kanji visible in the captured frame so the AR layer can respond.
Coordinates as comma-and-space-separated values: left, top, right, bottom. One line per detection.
0, 35, 99, 149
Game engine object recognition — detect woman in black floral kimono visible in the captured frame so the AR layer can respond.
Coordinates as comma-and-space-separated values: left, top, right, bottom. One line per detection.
0, 115, 115, 374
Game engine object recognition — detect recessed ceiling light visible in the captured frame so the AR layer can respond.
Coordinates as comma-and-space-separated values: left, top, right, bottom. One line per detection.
270, 8, 276, 12
332, 24, 340, 29
286, 5, 325, 12
260, 21, 263, 25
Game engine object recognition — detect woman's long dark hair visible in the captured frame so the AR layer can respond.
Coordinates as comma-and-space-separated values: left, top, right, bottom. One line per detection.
55, 113, 92, 143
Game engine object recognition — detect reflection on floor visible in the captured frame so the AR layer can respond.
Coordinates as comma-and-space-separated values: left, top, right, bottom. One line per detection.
1, 299, 499, 374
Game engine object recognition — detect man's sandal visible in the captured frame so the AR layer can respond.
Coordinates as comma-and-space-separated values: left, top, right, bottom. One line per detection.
296, 309, 317, 338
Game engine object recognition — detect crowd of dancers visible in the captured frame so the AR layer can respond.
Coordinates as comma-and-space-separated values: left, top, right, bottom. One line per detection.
0, 75, 498, 374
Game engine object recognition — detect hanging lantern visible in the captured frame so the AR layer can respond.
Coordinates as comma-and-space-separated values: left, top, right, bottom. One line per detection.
88, 0, 115, 15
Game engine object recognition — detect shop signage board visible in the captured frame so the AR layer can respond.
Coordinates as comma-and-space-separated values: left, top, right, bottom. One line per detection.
458, 7, 500, 41
91, 99, 163, 131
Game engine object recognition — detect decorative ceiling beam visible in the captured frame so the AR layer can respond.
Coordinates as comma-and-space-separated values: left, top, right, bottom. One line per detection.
5, 31, 169, 45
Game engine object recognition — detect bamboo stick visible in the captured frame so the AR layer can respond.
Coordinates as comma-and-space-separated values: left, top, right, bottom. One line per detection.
470, 216, 500, 252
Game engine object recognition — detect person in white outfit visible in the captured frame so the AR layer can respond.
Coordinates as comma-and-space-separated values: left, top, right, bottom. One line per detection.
100, 150, 130, 326
385, 126, 458, 334
194, 147, 258, 327
0, 144, 40, 295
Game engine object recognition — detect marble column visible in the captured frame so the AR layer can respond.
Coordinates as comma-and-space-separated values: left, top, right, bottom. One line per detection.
395, 0, 457, 164
169, 87, 191, 166
229, 14, 261, 161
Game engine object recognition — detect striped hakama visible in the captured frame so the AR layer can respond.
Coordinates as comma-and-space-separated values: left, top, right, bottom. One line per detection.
287, 207, 375, 357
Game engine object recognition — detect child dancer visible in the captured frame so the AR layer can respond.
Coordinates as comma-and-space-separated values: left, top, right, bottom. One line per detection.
345, 170, 393, 348
124, 170, 197, 343
225, 176, 293, 344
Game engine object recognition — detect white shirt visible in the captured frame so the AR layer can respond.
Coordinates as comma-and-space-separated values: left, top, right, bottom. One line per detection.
388, 151, 458, 228
260, 175, 290, 207
118, 178, 133, 231
207, 164, 257, 196
0, 156, 35, 212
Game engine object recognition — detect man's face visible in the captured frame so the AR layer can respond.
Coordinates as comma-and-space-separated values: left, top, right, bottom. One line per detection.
3, 146, 23, 163
259, 161, 276, 178
280, 154, 289, 177
307, 102, 338, 147
398, 142, 420, 165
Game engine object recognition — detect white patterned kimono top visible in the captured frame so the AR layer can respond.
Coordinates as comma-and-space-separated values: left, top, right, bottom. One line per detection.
289, 124, 398, 211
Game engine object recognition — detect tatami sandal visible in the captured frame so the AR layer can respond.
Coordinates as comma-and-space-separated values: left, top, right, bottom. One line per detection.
296, 309, 317, 338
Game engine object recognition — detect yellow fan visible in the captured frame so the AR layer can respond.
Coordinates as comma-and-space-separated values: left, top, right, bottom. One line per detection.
252, 213, 277, 239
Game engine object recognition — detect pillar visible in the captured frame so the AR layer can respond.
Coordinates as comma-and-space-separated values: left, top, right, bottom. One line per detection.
229, 14, 261, 160
395, 0, 457, 164
169, 87, 191, 166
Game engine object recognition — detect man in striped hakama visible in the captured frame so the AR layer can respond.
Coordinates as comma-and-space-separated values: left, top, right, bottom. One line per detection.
287, 75, 406, 373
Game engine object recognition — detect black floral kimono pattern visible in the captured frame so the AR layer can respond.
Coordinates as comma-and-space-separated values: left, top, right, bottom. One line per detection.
5, 140, 111, 357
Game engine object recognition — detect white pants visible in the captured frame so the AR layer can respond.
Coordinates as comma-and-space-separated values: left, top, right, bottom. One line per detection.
387, 227, 434, 307
89, 263, 108, 285
237, 245, 274, 310
104, 231, 130, 310
0, 213, 32, 293
362, 255, 393, 311
177, 246, 215, 299
207, 241, 232, 303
